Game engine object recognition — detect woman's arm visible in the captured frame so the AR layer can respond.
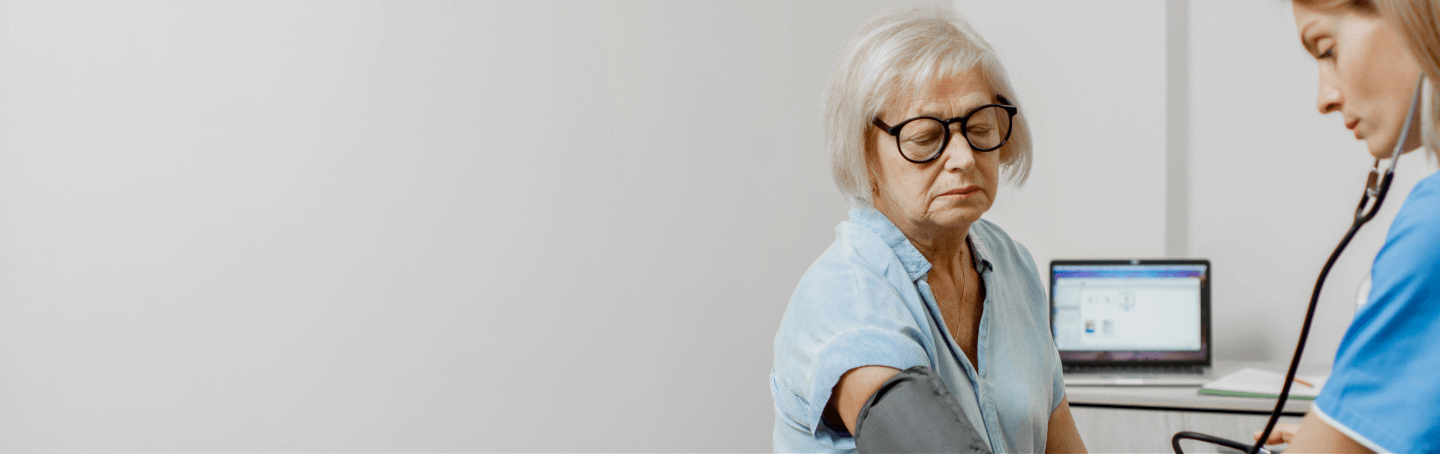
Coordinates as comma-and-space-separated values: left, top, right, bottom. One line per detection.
1045, 396, 1087, 453
828, 365, 901, 434
830, 365, 991, 453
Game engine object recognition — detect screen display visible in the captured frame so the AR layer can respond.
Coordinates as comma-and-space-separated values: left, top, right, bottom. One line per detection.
1051, 264, 1206, 357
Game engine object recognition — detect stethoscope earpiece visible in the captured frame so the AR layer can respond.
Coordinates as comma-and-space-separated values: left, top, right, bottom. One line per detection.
1365, 159, 1380, 200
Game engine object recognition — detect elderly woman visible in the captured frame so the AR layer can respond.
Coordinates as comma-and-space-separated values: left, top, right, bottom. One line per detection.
770, 6, 1085, 453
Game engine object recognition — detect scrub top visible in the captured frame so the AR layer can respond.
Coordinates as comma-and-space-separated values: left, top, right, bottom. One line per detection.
1315, 170, 1440, 454
770, 206, 1065, 453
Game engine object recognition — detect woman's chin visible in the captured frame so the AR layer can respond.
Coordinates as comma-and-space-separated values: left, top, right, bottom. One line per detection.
925, 208, 984, 229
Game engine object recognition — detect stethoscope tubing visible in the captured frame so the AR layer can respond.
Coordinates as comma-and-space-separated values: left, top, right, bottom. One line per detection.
1248, 76, 1424, 454
1173, 75, 1425, 454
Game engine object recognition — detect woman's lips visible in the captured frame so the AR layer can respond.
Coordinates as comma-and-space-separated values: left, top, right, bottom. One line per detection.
939, 186, 981, 198
1347, 119, 1361, 138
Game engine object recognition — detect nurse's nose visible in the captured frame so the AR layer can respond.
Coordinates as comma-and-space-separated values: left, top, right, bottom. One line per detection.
1317, 74, 1343, 114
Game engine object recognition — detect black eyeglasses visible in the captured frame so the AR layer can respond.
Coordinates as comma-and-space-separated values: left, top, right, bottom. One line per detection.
871, 95, 1018, 164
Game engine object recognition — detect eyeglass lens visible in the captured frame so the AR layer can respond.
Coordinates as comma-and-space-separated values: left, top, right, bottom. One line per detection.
896, 105, 1011, 162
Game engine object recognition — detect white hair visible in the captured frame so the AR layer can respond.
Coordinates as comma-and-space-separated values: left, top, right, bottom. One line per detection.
823, 5, 1032, 206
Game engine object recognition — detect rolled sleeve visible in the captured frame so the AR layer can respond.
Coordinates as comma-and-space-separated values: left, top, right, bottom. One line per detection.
1050, 345, 1066, 412
802, 327, 931, 434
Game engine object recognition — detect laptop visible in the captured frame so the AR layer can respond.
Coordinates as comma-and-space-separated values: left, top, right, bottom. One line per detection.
1050, 259, 1222, 386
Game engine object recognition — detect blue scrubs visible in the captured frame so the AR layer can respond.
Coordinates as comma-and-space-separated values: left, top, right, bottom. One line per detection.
1315, 170, 1440, 453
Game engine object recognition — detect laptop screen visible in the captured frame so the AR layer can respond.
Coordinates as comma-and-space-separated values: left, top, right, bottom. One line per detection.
1050, 261, 1210, 364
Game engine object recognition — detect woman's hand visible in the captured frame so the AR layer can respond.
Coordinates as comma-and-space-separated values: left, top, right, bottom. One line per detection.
1253, 422, 1301, 445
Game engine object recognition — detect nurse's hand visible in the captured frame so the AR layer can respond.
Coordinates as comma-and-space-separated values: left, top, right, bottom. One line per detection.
1253, 422, 1300, 445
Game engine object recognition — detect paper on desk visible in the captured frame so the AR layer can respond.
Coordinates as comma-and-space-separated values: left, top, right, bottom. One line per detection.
1198, 367, 1329, 400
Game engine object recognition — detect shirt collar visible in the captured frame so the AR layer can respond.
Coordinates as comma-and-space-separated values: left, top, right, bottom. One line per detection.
848, 206, 995, 282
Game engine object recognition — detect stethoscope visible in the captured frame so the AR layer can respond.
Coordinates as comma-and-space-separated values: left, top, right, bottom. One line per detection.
1172, 75, 1427, 454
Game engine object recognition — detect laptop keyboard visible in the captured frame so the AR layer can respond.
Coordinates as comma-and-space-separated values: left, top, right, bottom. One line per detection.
1064, 364, 1207, 375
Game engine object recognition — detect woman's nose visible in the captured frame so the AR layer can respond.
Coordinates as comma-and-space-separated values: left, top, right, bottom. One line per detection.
941, 135, 976, 172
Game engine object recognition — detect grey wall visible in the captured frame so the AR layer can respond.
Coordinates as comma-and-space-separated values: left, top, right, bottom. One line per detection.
0, 0, 942, 452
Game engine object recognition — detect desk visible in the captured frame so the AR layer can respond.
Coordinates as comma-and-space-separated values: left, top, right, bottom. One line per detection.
1065, 361, 1328, 453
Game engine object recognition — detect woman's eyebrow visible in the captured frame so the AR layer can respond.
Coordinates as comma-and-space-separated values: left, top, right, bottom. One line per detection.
952, 103, 989, 118
907, 98, 987, 118
1299, 22, 1321, 56
905, 103, 947, 118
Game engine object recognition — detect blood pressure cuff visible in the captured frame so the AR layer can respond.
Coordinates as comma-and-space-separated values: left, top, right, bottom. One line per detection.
853, 365, 991, 454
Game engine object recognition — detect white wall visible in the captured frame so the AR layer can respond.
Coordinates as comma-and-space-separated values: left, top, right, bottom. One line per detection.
0, 1, 942, 452
954, 0, 1170, 272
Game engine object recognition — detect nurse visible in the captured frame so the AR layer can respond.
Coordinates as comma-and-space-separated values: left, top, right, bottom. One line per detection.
1253, 0, 1440, 452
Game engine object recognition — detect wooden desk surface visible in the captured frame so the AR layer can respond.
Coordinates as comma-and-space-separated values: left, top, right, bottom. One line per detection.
1065, 360, 1329, 416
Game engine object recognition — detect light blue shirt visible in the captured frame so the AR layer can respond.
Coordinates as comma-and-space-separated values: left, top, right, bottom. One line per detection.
771, 206, 1066, 453
1315, 170, 1440, 454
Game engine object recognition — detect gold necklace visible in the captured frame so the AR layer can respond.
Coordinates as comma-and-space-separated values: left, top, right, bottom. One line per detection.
944, 248, 971, 334
960, 245, 972, 306
958, 256, 970, 309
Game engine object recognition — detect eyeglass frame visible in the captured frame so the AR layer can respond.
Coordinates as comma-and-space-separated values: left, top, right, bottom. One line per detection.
870, 94, 1018, 164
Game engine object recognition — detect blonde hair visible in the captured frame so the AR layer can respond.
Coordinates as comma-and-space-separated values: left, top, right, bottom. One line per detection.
1293, 0, 1378, 14
1375, 0, 1440, 159
823, 6, 1032, 206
